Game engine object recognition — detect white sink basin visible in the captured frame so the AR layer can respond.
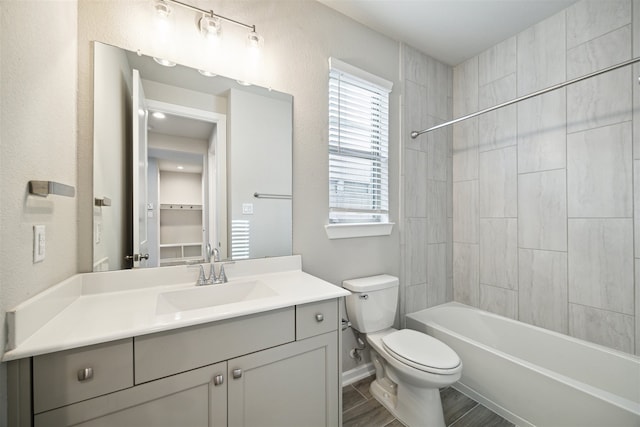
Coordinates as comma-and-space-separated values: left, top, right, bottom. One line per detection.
156, 280, 278, 314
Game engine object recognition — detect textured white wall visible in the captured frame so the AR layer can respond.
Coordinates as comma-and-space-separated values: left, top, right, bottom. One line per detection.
0, 1, 79, 426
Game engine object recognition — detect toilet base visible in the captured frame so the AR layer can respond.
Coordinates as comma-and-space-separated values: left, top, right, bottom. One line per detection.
370, 378, 446, 427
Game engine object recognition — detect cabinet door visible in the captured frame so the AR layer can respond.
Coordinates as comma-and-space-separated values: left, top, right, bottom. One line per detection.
228, 331, 338, 427
34, 362, 227, 427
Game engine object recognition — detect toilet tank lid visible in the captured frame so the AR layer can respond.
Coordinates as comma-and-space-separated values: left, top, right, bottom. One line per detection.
343, 274, 399, 292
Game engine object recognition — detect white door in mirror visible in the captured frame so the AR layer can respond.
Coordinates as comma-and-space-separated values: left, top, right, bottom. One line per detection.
33, 225, 45, 263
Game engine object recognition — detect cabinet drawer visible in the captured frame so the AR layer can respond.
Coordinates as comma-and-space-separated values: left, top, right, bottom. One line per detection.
33, 339, 133, 413
296, 299, 338, 340
135, 307, 295, 384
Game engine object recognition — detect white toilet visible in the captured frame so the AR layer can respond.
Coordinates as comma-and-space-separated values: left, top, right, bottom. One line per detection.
343, 275, 462, 427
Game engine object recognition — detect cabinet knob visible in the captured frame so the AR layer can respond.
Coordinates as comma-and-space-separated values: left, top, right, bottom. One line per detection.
232, 368, 243, 379
315, 313, 324, 322
213, 374, 224, 386
77, 367, 93, 382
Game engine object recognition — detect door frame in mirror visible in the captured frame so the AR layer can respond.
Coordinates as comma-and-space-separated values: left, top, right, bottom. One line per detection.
145, 99, 228, 265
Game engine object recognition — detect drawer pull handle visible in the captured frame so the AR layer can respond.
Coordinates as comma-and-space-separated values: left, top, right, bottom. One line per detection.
315, 313, 324, 322
77, 367, 93, 382
213, 374, 224, 386
232, 368, 243, 379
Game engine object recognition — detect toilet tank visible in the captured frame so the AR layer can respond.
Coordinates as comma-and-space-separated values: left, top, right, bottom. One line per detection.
343, 275, 399, 333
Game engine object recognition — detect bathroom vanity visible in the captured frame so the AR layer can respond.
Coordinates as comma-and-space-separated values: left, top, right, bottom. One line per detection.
4, 256, 349, 426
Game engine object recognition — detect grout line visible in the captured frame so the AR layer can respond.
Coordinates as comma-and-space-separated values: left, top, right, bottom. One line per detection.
447, 402, 480, 427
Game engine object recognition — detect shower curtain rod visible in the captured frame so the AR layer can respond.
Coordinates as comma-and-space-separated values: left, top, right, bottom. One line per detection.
410, 56, 640, 139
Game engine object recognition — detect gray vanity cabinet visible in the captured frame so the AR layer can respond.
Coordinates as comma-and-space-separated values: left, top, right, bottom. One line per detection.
227, 331, 338, 427
34, 361, 228, 427
8, 299, 341, 427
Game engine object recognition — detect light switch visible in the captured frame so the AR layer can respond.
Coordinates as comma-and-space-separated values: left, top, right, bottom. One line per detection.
33, 225, 45, 263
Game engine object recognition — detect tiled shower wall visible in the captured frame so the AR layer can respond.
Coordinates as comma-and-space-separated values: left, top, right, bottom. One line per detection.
400, 44, 453, 322
452, 0, 640, 355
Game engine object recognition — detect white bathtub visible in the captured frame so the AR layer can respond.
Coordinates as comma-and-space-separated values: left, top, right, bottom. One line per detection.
406, 302, 640, 427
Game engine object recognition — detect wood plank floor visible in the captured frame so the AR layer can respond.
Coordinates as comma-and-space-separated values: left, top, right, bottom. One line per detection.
343, 376, 514, 427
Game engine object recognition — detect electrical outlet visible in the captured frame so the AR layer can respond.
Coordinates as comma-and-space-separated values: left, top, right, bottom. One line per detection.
242, 203, 254, 215
33, 225, 46, 263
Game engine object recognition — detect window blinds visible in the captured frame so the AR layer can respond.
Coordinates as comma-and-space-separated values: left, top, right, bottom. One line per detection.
328, 58, 392, 224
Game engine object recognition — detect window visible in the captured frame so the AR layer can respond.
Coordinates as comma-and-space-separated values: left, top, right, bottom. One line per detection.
327, 58, 392, 236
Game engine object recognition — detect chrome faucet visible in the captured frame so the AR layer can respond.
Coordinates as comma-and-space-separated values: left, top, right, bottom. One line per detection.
211, 261, 234, 284
193, 264, 214, 286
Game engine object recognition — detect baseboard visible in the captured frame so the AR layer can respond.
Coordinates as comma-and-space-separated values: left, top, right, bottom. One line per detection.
341, 362, 375, 386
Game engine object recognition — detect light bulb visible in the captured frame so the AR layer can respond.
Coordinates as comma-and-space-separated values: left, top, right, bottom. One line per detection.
199, 15, 222, 41
154, 0, 172, 18
247, 30, 263, 50
152, 112, 166, 119
198, 69, 217, 77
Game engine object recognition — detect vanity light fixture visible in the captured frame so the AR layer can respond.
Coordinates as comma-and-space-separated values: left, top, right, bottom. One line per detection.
153, 0, 263, 51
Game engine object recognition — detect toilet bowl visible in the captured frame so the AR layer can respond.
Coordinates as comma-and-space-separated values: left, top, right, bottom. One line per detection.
343, 275, 462, 427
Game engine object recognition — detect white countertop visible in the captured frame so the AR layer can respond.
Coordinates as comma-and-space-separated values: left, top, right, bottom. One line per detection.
3, 255, 350, 361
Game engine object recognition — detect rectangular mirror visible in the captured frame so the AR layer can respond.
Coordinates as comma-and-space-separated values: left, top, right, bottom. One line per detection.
93, 42, 292, 271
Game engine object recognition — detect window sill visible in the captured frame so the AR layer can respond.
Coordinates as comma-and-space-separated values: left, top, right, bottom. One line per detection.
324, 222, 394, 240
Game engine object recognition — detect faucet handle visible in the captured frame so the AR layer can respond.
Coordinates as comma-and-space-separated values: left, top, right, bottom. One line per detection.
188, 264, 210, 286
213, 261, 235, 284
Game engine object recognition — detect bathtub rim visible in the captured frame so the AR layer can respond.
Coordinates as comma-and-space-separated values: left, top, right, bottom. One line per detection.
407, 302, 639, 363
406, 302, 640, 418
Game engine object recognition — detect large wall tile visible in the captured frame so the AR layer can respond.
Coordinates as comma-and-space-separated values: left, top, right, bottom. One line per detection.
518, 170, 567, 251
566, 0, 631, 49
453, 180, 478, 243
479, 218, 518, 289
569, 304, 634, 353
427, 57, 452, 121
518, 249, 568, 334
635, 63, 640, 159
478, 74, 516, 152
404, 149, 427, 217
427, 243, 447, 306
567, 67, 632, 134
404, 79, 427, 151
636, 259, 640, 356
479, 146, 517, 217
567, 122, 632, 217
517, 89, 566, 174
453, 57, 478, 116
635, 0, 640, 57
480, 284, 518, 319
403, 43, 428, 84
566, 25, 631, 79
405, 283, 428, 315
453, 243, 479, 306
405, 218, 427, 286
427, 125, 449, 181
517, 11, 566, 96
636, 161, 640, 256
427, 180, 447, 243
478, 36, 516, 86
568, 219, 634, 314
453, 118, 478, 182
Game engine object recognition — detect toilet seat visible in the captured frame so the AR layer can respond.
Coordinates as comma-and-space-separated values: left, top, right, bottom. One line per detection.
382, 329, 461, 375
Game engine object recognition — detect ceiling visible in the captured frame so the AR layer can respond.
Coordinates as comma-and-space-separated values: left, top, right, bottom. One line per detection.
317, 0, 577, 65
